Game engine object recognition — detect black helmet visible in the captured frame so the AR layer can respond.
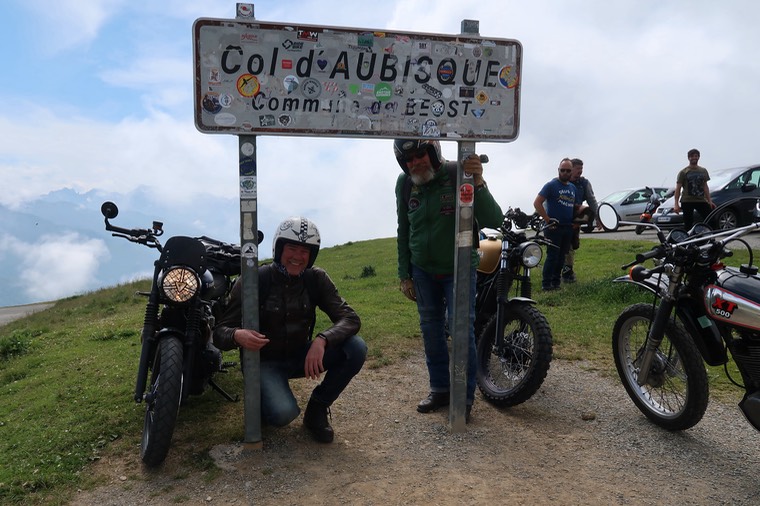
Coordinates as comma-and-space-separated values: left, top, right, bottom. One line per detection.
272, 216, 321, 268
393, 139, 443, 173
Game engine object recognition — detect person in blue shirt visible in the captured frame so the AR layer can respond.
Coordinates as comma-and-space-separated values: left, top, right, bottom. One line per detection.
533, 158, 577, 291
562, 158, 598, 283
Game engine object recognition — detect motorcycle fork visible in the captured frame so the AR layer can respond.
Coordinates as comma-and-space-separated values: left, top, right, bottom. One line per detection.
134, 279, 161, 403
493, 247, 516, 349
180, 305, 203, 403
636, 267, 682, 386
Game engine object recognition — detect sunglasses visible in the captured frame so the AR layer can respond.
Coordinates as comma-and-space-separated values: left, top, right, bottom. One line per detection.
404, 149, 428, 163
559, 168, 572, 173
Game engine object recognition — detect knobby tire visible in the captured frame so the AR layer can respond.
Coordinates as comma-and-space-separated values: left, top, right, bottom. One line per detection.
612, 303, 709, 431
141, 336, 184, 467
476, 304, 553, 407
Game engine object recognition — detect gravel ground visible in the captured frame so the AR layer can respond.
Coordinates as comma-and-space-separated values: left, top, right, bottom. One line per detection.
72, 354, 760, 505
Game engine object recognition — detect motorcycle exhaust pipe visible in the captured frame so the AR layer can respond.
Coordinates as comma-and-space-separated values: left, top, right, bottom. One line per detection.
739, 391, 760, 432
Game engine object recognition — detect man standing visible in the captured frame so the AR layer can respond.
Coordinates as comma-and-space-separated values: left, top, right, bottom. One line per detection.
533, 158, 576, 291
562, 158, 598, 283
673, 148, 715, 230
394, 139, 503, 422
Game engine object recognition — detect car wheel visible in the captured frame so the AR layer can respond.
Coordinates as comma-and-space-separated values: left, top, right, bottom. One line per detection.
716, 208, 738, 230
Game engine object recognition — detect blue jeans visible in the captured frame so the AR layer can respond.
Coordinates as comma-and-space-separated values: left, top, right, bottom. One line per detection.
543, 225, 573, 289
411, 264, 477, 404
259, 335, 367, 427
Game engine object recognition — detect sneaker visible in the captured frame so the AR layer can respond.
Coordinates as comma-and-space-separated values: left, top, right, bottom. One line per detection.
303, 398, 334, 443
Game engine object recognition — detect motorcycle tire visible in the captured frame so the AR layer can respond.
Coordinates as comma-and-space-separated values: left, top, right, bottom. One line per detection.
612, 303, 709, 431
476, 304, 553, 407
141, 336, 184, 467
634, 225, 645, 235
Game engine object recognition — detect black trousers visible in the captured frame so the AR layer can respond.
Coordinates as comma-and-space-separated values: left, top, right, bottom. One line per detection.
681, 201, 712, 230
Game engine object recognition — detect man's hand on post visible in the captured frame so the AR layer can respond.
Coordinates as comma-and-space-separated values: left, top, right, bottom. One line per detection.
463, 154, 485, 187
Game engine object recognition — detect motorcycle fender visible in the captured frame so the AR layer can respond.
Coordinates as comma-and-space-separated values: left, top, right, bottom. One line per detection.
612, 275, 665, 296
506, 296, 536, 305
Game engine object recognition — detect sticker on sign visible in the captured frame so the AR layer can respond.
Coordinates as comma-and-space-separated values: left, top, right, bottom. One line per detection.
193, 19, 522, 141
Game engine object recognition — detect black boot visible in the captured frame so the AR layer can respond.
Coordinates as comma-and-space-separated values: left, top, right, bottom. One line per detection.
417, 392, 450, 413
303, 398, 334, 443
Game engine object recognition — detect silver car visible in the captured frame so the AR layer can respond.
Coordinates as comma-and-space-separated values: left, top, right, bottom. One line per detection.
598, 187, 673, 223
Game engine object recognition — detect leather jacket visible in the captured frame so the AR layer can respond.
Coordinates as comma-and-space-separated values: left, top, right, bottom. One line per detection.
213, 265, 361, 361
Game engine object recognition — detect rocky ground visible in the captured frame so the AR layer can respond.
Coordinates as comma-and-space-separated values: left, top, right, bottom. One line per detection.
72, 354, 760, 505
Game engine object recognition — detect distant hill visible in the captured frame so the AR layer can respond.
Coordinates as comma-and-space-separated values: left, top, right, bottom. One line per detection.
0, 188, 278, 307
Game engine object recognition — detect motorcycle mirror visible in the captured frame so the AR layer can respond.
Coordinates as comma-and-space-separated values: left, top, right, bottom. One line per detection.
597, 202, 620, 231
258, 230, 264, 245
101, 201, 119, 220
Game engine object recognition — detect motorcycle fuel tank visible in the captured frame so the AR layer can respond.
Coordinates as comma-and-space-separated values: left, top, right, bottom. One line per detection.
477, 237, 501, 274
705, 268, 760, 331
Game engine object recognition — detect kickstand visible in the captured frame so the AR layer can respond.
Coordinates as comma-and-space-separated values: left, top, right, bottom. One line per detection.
209, 378, 239, 402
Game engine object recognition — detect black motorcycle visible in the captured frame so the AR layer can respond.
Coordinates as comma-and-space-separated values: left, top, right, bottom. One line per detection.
474, 207, 554, 406
599, 200, 760, 431
101, 202, 248, 466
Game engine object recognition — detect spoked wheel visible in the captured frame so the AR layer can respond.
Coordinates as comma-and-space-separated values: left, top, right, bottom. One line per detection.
141, 336, 184, 467
612, 303, 708, 431
476, 304, 553, 407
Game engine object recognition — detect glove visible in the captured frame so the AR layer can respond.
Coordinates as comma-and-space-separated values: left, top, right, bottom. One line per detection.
400, 278, 416, 301
463, 155, 485, 187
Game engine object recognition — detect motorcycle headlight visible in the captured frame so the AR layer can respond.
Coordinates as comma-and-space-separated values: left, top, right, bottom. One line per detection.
518, 242, 543, 268
160, 267, 200, 303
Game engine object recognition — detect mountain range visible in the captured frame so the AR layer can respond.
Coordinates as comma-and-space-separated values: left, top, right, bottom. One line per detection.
0, 188, 278, 307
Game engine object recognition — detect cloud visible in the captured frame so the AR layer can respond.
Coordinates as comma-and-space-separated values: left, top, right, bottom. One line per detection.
1, 233, 110, 301
18, 0, 128, 54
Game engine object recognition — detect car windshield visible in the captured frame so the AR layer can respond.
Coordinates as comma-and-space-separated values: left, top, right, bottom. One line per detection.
600, 190, 632, 204
709, 167, 748, 190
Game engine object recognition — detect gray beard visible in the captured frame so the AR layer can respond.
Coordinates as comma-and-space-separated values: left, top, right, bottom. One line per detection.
409, 168, 435, 186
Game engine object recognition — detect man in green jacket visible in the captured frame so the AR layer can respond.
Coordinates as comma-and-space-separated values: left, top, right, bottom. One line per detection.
394, 139, 503, 422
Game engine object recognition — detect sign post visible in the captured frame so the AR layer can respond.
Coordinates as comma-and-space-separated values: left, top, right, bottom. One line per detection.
193, 9, 521, 439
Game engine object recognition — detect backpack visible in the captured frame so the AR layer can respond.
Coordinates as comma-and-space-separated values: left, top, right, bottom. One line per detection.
257, 263, 321, 339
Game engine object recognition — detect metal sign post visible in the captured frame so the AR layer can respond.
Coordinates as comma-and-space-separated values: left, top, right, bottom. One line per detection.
237, 134, 262, 446
193, 6, 521, 439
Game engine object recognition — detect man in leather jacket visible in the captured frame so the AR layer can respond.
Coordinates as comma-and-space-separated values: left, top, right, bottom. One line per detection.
394, 138, 503, 422
213, 217, 367, 443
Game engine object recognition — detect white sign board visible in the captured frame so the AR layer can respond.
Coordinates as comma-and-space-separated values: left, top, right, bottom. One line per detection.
193, 19, 522, 141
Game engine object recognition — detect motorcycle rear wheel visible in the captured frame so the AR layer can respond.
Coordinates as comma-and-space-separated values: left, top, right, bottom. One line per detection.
141, 336, 184, 467
612, 303, 708, 431
476, 304, 553, 407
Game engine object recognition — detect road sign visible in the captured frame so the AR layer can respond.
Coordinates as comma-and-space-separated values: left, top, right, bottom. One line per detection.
193, 19, 521, 141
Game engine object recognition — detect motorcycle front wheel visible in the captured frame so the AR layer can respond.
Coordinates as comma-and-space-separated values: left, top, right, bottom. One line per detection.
476, 304, 553, 407
612, 303, 708, 431
141, 336, 184, 467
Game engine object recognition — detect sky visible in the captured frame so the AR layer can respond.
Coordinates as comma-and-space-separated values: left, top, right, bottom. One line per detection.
2, 0, 760, 301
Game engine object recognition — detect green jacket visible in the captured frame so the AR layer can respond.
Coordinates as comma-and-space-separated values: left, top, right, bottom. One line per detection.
396, 164, 503, 279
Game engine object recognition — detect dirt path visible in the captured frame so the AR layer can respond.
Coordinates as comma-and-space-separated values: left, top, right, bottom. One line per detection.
73, 355, 760, 505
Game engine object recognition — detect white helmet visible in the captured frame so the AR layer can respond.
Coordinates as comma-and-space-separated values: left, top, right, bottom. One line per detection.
272, 217, 321, 268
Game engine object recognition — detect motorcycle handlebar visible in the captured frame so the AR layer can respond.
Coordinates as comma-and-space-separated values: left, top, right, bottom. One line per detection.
622, 245, 665, 269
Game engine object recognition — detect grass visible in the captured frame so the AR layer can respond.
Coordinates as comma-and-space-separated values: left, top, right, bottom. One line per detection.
0, 235, 753, 504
